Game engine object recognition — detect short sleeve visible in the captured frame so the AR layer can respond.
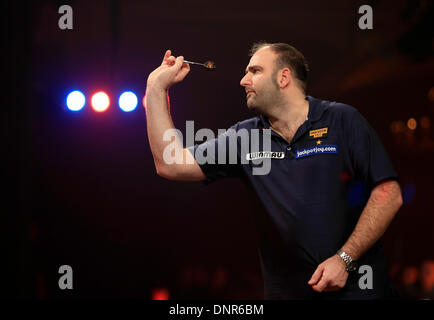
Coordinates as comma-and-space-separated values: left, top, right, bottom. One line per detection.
348, 109, 399, 187
186, 123, 244, 184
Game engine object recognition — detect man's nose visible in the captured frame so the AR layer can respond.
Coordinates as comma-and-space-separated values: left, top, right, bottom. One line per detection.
240, 73, 250, 87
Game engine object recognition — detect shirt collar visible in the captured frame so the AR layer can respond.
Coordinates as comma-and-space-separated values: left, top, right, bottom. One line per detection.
306, 95, 326, 123
259, 95, 325, 128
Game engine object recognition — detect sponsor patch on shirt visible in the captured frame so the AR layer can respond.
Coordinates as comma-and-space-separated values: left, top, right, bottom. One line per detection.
309, 127, 328, 139
246, 151, 285, 161
296, 144, 338, 159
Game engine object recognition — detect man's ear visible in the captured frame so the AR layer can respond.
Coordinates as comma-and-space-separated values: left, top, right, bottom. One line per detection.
278, 68, 291, 89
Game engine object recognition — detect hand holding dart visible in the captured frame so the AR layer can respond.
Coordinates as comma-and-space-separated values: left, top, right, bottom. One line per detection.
147, 50, 216, 92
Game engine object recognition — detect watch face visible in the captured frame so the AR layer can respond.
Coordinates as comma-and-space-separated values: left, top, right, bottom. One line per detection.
348, 261, 358, 272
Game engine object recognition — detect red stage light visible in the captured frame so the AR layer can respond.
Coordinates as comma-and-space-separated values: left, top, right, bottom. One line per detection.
152, 288, 169, 300
91, 91, 110, 112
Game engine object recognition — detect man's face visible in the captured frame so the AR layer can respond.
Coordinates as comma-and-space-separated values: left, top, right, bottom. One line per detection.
240, 47, 281, 113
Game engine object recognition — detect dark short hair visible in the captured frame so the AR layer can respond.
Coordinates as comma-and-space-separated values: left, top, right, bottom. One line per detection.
249, 42, 309, 93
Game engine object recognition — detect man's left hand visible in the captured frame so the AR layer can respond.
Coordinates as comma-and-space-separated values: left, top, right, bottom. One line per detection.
308, 255, 348, 292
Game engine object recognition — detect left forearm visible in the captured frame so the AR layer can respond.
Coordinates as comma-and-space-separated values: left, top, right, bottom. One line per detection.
341, 180, 403, 260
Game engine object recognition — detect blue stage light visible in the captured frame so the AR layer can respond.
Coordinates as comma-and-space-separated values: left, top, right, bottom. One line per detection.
119, 91, 138, 112
66, 90, 86, 111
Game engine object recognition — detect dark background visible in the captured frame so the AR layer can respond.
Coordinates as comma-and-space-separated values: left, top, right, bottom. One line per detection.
4, 0, 433, 299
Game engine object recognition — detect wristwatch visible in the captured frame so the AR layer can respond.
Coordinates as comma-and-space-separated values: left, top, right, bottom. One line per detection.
337, 249, 358, 272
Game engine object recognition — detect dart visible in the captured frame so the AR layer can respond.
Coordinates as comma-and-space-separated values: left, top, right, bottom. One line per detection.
183, 60, 216, 71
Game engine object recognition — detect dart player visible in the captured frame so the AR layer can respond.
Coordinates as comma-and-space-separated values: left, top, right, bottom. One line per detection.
145, 43, 402, 299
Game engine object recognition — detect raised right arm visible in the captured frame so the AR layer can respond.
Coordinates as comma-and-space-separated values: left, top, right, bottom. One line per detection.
145, 50, 205, 181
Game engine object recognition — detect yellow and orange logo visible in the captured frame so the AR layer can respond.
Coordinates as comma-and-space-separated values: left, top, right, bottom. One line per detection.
309, 127, 328, 139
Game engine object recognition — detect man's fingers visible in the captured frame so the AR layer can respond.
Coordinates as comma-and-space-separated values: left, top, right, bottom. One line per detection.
175, 60, 190, 82
168, 56, 176, 66
174, 55, 184, 66
308, 266, 323, 285
161, 50, 172, 66
312, 277, 329, 292
163, 54, 181, 68
309, 265, 328, 292
308, 256, 349, 293
169, 56, 185, 73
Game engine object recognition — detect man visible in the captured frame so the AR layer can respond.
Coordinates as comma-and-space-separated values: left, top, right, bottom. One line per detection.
145, 42, 403, 299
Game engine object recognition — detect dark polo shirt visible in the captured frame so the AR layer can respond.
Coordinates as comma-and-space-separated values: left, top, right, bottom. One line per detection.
187, 95, 399, 299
